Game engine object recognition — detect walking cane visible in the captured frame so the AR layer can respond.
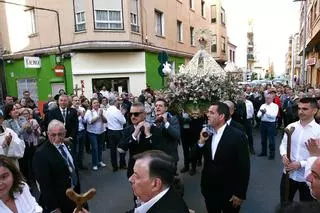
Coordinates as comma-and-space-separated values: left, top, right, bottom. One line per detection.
284, 127, 295, 202
66, 188, 96, 213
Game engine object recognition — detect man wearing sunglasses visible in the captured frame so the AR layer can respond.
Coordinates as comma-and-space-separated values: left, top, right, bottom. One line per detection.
118, 102, 153, 179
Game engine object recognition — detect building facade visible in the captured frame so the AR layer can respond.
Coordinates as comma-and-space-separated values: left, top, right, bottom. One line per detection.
285, 33, 301, 87
0, 0, 229, 105
299, 0, 320, 87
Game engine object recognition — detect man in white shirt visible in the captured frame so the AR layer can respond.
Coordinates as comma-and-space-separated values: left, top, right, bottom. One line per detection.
100, 85, 109, 98
279, 97, 320, 202
257, 92, 279, 159
242, 93, 255, 155
126, 150, 189, 213
106, 97, 126, 172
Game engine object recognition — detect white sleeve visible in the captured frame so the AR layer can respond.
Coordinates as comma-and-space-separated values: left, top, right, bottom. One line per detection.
279, 133, 288, 157
6, 129, 25, 159
257, 105, 263, 118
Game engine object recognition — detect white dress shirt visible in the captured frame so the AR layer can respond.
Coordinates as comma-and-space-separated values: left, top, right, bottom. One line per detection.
245, 100, 254, 119
210, 124, 227, 160
279, 120, 320, 182
0, 183, 42, 213
106, 105, 126, 130
134, 187, 169, 213
72, 106, 86, 132
257, 102, 279, 122
84, 109, 106, 134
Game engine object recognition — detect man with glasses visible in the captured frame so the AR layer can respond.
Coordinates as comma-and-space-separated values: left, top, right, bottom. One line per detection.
118, 102, 153, 178
33, 119, 82, 213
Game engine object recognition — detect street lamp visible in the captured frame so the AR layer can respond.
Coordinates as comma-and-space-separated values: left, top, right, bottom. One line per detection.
293, 0, 308, 85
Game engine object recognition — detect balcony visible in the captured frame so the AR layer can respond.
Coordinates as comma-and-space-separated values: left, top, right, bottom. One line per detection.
247, 54, 255, 61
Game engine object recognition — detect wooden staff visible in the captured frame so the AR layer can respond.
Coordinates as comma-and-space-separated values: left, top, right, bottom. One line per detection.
66, 188, 96, 213
284, 127, 295, 202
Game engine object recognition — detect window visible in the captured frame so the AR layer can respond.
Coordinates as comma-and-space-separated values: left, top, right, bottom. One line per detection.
233, 51, 235, 62
131, 0, 139, 32
211, 5, 216, 23
93, 0, 123, 30
211, 35, 217, 52
189, 0, 194, 9
314, 2, 318, 22
26, 9, 37, 35
221, 7, 225, 25
94, 10, 123, 30
201, 0, 205, 17
190, 27, 195, 46
221, 36, 226, 53
155, 10, 164, 36
177, 20, 183, 42
75, 11, 86, 31
229, 50, 232, 61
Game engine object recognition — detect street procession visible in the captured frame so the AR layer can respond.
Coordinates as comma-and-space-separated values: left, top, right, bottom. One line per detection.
1, 0, 320, 213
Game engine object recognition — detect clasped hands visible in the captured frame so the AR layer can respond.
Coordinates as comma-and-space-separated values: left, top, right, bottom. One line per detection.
133, 121, 152, 138
282, 154, 301, 172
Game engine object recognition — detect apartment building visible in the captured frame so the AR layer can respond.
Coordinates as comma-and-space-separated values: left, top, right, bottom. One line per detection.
0, 0, 229, 104
299, 0, 320, 87
285, 33, 300, 87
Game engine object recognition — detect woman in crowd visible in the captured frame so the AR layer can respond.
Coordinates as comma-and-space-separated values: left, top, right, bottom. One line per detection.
3, 104, 27, 140
0, 111, 25, 167
19, 108, 40, 185
0, 155, 42, 213
144, 96, 155, 123
84, 98, 107, 171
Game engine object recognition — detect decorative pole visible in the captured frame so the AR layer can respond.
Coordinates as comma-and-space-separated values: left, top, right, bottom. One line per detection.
284, 126, 295, 202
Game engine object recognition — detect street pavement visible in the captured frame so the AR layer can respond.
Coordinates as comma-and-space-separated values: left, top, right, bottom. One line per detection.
79, 127, 285, 213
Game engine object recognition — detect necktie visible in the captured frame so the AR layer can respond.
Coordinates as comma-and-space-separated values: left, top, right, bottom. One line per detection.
62, 109, 66, 124
58, 145, 78, 187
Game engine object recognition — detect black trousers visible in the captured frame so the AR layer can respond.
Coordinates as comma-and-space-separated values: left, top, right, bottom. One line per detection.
280, 173, 314, 203
204, 196, 240, 213
107, 129, 126, 169
244, 118, 254, 151
181, 128, 196, 169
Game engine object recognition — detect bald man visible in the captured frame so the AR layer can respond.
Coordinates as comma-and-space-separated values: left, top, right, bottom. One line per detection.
306, 157, 320, 200
223, 100, 245, 132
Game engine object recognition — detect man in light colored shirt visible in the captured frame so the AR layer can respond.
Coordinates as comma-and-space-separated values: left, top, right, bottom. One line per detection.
242, 93, 255, 155
126, 150, 189, 213
279, 97, 320, 202
257, 92, 279, 159
106, 97, 126, 172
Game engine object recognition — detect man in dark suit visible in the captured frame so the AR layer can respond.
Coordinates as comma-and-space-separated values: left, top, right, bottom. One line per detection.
33, 119, 81, 213
44, 94, 78, 159
118, 102, 153, 178
151, 98, 180, 166
195, 102, 250, 213
224, 100, 246, 132
126, 150, 189, 213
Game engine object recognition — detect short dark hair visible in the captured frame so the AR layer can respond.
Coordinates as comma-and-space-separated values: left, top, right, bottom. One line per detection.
0, 155, 25, 199
275, 202, 320, 213
212, 102, 230, 122
155, 98, 168, 107
299, 97, 318, 109
133, 150, 176, 187
3, 103, 14, 120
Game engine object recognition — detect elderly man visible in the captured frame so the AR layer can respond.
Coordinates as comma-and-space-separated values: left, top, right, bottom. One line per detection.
106, 96, 126, 172
126, 150, 189, 213
118, 102, 153, 178
306, 157, 320, 200
33, 120, 82, 213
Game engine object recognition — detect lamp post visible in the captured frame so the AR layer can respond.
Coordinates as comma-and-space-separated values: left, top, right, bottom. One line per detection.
294, 0, 308, 85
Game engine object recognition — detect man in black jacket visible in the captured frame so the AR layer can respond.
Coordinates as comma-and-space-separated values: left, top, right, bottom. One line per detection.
118, 102, 153, 178
126, 150, 189, 213
33, 120, 81, 213
195, 102, 250, 213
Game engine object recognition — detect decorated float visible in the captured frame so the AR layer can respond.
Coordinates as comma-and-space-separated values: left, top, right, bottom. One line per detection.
159, 29, 241, 115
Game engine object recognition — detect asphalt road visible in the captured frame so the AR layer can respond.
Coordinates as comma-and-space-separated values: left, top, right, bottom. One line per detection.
79, 127, 285, 213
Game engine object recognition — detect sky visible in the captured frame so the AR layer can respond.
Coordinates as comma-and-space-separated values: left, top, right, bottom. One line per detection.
222, 0, 301, 75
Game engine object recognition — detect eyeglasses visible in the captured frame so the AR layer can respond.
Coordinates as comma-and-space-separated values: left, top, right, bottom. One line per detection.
129, 112, 144, 117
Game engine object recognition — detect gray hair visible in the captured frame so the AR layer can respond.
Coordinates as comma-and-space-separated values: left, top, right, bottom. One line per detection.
47, 119, 65, 132
109, 97, 117, 105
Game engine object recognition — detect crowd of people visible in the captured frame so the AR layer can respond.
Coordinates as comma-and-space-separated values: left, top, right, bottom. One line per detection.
0, 82, 320, 213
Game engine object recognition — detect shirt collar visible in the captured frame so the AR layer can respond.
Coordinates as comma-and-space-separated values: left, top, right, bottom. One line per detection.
299, 119, 318, 128
215, 123, 227, 135
135, 187, 169, 213
226, 119, 232, 125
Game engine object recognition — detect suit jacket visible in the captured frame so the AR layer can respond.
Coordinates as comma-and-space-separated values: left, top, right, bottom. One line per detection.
120, 124, 153, 178
151, 115, 180, 162
33, 141, 80, 213
230, 119, 246, 133
195, 125, 250, 201
126, 187, 189, 213
44, 107, 78, 141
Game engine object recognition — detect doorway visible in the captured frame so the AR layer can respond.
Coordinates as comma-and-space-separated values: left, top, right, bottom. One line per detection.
92, 77, 129, 93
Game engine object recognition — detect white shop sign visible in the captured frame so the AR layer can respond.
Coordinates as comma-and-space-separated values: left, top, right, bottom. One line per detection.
24, 56, 41, 68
